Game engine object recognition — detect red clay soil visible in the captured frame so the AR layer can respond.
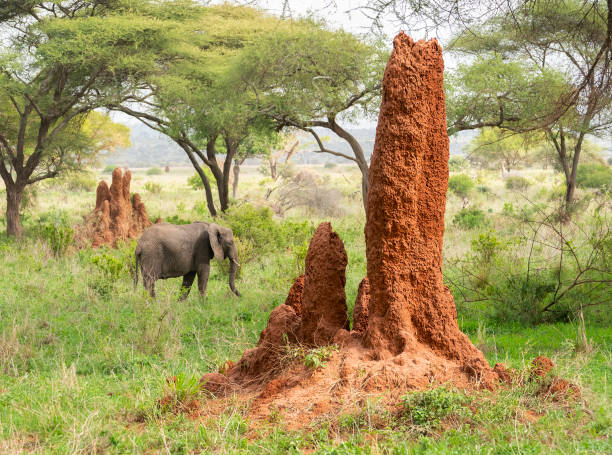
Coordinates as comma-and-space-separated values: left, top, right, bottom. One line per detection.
352, 277, 370, 333
284, 275, 305, 316
300, 222, 350, 345
531, 355, 555, 378
89, 168, 152, 248
194, 32, 564, 429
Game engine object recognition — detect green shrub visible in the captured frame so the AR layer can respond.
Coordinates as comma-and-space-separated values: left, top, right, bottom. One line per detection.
576, 163, 612, 189
102, 165, 116, 174
548, 185, 567, 201
489, 273, 559, 325
448, 156, 468, 172
222, 204, 313, 253
303, 345, 337, 369
188, 170, 216, 190
36, 210, 74, 256
143, 182, 162, 194
468, 231, 504, 288
476, 184, 491, 194
324, 161, 337, 169
505, 176, 531, 190
146, 167, 163, 176
164, 215, 192, 225
91, 240, 136, 282
448, 174, 474, 198
452, 207, 487, 229
62, 173, 98, 192
401, 387, 468, 427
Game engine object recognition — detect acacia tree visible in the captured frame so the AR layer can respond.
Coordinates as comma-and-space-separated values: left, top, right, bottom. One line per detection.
446, 0, 612, 211
78, 111, 130, 166
236, 25, 387, 210
0, 0, 186, 237
116, 5, 285, 216
466, 128, 544, 171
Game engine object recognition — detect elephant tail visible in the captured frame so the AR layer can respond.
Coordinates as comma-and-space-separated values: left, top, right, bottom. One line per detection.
134, 246, 141, 290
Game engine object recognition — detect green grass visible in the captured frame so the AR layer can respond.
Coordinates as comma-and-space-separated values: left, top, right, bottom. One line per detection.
0, 166, 610, 453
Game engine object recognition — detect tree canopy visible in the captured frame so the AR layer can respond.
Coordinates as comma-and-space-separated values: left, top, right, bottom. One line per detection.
0, 0, 192, 236
445, 0, 612, 211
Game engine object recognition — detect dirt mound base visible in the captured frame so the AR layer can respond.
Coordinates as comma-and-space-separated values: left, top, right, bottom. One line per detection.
85, 168, 152, 248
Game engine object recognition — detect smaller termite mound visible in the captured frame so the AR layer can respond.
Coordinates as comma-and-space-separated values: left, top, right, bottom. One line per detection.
87, 168, 152, 248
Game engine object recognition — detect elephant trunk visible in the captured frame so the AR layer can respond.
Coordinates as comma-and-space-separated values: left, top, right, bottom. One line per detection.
228, 257, 241, 297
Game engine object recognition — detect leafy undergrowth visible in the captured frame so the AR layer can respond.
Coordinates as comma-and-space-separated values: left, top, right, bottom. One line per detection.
0, 169, 610, 453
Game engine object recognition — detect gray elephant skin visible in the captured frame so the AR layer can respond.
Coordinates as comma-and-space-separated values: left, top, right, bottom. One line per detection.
134, 222, 241, 299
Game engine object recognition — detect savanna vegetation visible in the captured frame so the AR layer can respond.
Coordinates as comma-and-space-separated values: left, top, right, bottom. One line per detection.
0, 0, 610, 454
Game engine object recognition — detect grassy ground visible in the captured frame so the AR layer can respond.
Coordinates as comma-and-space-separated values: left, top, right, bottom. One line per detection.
0, 165, 610, 454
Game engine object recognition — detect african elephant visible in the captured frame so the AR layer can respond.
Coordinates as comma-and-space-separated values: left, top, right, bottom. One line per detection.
134, 222, 241, 300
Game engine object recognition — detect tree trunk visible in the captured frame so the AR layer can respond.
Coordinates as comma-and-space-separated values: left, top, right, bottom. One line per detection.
217, 137, 239, 212
180, 141, 217, 217
232, 157, 245, 199
5, 185, 24, 238
329, 119, 370, 211
565, 132, 585, 214
269, 157, 278, 181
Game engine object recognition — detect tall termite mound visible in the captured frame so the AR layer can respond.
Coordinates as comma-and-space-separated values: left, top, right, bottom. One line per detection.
90, 168, 152, 248
364, 32, 490, 374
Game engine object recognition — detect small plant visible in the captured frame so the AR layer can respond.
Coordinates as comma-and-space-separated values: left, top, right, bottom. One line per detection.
452, 207, 487, 229
576, 163, 612, 189
146, 167, 163, 176
160, 373, 201, 412
303, 345, 338, 369
401, 387, 468, 428
470, 231, 503, 287
143, 182, 162, 194
505, 176, 531, 190
324, 161, 337, 169
102, 165, 116, 174
36, 210, 74, 256
476, 184, 491, 194
448, 174, 474, 198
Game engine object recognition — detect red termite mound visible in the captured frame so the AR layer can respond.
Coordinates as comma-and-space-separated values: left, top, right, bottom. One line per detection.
90, 168, 152, 248
352, 277, 370, 333
284, 275, 304, 316
364, 32, 492, 377
300, 222, 350, 345
196, 32, 537, 426
203, 223, 352, 390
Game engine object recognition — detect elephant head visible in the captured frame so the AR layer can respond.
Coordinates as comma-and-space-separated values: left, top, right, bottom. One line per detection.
207, 223, 241, 297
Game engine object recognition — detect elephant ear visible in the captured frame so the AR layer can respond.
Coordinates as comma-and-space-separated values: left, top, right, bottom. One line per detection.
208, 224, 224, 261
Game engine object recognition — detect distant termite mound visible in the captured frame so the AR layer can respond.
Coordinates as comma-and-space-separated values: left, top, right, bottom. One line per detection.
87, 168, 152, 248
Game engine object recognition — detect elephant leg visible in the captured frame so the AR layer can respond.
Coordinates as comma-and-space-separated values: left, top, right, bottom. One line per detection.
179, 271, 196, 301
141, 265, 156, 298
197, 263, 211, 299
144, 277, 156, 298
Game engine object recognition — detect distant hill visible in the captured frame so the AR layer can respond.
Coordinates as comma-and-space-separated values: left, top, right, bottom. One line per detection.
107, 119, 474, 167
